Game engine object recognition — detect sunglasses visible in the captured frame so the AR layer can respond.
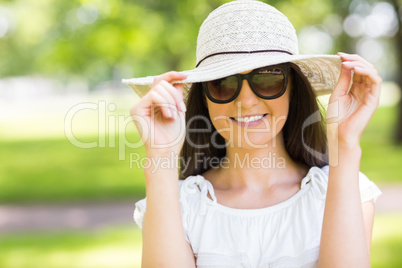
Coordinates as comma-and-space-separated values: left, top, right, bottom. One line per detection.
202, 64, 290, 104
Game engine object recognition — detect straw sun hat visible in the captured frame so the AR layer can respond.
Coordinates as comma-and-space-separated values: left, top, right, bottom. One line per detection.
122, 0, 341, 98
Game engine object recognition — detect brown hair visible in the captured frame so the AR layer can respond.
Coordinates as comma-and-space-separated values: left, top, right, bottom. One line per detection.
179, 63, 328, 180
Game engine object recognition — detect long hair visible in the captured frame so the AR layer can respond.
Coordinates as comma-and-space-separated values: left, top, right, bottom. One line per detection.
179, 63, 328, 180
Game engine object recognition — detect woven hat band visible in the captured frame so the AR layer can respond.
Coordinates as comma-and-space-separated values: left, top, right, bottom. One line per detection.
196, 50, 294, 67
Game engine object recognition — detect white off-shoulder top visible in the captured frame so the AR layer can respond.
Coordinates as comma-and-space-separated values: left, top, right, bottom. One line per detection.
133, 165, 382, 268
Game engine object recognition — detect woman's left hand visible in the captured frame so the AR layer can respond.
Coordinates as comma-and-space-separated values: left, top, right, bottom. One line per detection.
326, 52, 382, 147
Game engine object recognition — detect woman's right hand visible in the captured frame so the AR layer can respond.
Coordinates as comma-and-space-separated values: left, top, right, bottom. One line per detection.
133, 72, 196, 268
130, 71, 188, 155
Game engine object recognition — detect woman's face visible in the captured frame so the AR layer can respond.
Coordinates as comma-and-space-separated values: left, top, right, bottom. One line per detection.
206, 69, 291, 150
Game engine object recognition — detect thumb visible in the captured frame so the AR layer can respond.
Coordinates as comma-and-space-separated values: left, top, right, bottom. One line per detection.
333, 65, 352, 97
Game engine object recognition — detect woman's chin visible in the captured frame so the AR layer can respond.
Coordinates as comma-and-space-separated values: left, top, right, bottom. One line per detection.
224, 136, 277, 150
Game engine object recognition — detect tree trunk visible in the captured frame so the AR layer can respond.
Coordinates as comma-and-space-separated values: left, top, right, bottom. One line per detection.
390, 0, 402, 144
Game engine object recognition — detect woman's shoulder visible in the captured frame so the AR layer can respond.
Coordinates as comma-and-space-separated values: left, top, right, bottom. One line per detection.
179, 174, 217, 203
134, 166, 382, 228
180, 165, 380, 202
133, 175, 212, 229
304, 165, 382, 203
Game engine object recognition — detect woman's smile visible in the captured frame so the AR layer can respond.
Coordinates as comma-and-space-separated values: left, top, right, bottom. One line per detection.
230, 113, 268, 127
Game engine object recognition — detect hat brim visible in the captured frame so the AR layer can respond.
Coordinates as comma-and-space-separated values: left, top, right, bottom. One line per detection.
122, 53, 341, 98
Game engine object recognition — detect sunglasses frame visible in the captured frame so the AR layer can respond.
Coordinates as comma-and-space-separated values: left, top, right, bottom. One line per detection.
202, 63, 290, 104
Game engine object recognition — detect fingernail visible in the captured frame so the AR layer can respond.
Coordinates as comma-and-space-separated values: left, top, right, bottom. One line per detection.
180, 101, 187, 112
166, 109, 172, 118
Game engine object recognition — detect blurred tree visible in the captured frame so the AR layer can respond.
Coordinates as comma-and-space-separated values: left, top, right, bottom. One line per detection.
0, 0, 335, 83
329, 0, 402, 144
0, 0, 334, 78
389, 0, 402, 143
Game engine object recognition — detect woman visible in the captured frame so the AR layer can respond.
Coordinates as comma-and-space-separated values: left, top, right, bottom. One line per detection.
124, 1, 382, 267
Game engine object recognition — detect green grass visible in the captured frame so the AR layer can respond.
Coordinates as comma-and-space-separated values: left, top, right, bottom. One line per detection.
371, 213, 402, 267
360, 105, 402, 183
0, 226, 143, 268
335, 103, 402, 184
0, 134, 147, 204
0, 213, 401, 268
0, 105, 400, 204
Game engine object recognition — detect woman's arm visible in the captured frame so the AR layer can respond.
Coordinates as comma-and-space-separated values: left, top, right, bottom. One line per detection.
362, 200, 375, 254
131, 72, 196, 267
319, 145, 372, 267
318, 53, 381, 267
141, 157, 195, 267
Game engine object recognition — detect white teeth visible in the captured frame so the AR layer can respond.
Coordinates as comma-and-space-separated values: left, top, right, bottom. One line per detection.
234, 115, 264, 123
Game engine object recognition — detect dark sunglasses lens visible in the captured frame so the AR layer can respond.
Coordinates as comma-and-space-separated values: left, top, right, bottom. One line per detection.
252, 68, 284, 97
207, 76, 238, 102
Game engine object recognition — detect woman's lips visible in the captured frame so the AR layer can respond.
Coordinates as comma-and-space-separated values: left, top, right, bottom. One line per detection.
230, 114, 268, 127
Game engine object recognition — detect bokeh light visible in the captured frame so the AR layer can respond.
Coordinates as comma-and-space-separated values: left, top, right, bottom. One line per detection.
356, 38, 384, 63
0, 6, 14, 38
76, 4, 99, 25
343, 14, 365, 37
323, 14, 343, 37
298, 26, 333, 54
365, 2, 398, 38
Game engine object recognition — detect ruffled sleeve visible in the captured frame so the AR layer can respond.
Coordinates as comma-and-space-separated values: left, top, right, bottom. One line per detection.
133, 176, 212, 230
133, 176, 216, 244
308, 165, 382, 203
132, 181, 190, 230
133, 198, 147, 229
357, 171, 383, 203
133, 180, 187, 230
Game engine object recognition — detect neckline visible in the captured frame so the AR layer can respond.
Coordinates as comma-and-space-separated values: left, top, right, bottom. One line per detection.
198, 166, 318, 216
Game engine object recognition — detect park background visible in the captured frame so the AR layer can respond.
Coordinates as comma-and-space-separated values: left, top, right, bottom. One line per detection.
0, 0, 402, 267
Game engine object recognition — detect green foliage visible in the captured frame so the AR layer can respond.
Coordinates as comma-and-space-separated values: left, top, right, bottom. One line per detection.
1, 0, 401, 84
0, 0, 219, 84
0, 0, 344, 84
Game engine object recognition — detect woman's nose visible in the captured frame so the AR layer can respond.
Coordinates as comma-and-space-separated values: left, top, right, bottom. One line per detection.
234, 79, 259, 108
